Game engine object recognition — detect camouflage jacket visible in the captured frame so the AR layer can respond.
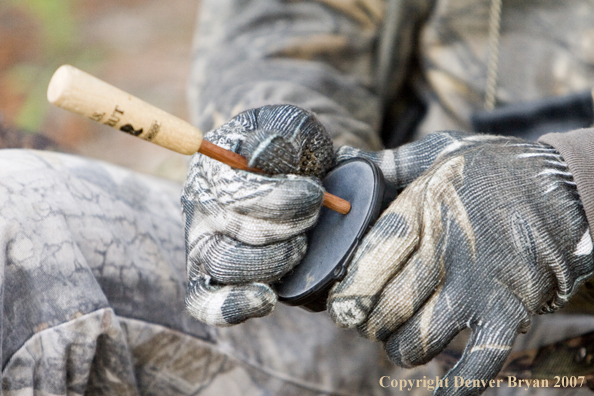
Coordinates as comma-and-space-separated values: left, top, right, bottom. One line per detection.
190, 0, 594, 146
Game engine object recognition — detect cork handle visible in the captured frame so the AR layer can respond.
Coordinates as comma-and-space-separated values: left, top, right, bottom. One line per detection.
48, 65, 202, 155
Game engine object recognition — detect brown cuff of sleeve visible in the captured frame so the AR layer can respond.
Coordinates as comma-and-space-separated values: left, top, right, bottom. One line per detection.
539, 128, 594, 238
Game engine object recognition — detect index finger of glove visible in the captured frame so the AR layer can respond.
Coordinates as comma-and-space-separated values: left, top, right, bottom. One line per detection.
429, 321, 519, 396
326, 180, 425, 328
385, 320, 518, 396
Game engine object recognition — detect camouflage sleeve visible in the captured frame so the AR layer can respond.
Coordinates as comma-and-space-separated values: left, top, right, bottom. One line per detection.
0, 149, 442, 395
188, 0, 433, 150
540, 129, 594, 315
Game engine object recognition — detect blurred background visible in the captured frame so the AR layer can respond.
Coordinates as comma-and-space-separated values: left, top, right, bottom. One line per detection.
0, 0, 199, 181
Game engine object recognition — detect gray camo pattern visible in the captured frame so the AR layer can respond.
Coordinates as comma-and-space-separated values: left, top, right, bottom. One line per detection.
3, 0, 594, 394
0, 149, 428, 395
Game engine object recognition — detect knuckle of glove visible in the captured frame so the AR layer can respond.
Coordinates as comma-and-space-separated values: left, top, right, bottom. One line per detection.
238, 104, 335, 178
183, 166, 323, 245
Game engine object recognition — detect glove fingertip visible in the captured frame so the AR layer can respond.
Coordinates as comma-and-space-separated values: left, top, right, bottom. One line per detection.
222, 283, 277, 324
327, 295, 374, 329
185, 278, 277, 327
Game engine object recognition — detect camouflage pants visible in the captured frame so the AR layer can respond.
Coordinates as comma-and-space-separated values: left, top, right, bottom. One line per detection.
0, 149, 591, 395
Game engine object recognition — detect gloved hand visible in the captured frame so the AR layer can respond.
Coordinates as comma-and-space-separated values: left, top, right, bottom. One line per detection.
182, 104, 335, 326
327, 132, 594, 395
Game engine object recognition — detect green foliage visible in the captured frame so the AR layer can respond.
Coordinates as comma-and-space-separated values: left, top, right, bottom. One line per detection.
16, 0, 76, 54
3, 0, 100, 132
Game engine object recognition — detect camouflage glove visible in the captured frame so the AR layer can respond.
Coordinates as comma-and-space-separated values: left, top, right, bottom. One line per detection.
327, 132, 594, 395
182, 104, 334, 326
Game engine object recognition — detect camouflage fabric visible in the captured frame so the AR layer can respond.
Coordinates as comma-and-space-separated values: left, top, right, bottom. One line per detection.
189, 0, 594, 146
328, 132, 593, 395
189, 0, 393, 150
417, 0, 594, 138
187, 0, 594, 394
0, 0, 592, 394
0, 148, 440, 395
3, 150, 593, 395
